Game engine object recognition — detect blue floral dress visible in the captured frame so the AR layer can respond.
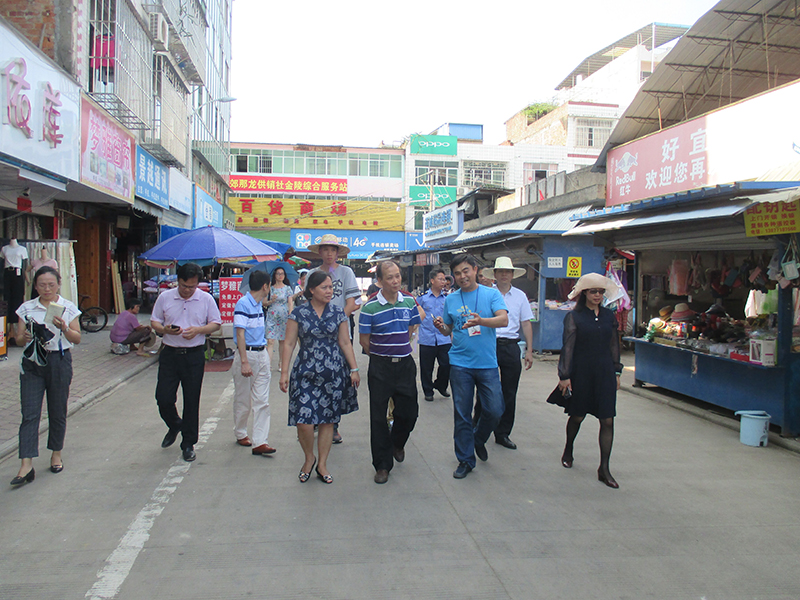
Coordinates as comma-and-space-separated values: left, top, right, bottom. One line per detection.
265, 285, 292, 340
287, 303, 358, 425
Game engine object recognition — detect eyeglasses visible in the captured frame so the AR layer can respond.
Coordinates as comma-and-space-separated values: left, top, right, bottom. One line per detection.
586, 288, 605, 295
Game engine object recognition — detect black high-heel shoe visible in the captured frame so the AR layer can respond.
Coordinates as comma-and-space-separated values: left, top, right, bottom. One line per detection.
298, 458, 316, 483
10, 468, 35, 486
561, 453, 573, 468
50, 464, 64, 474
315, 467, 333, 484
597, 468, 619, 489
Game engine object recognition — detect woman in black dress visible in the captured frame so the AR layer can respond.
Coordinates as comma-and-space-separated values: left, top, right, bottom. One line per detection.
557, 273, 622, 488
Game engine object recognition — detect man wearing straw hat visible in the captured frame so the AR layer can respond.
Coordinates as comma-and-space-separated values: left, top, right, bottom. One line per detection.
308, 233, 361, 444
475, 257, 534, 450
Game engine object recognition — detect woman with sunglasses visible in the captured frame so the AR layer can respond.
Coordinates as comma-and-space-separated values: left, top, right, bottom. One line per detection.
557, 273, 622, 489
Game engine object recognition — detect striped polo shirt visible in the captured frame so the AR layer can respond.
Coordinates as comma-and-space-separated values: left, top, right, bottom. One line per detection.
359, 290, 421, 357
233, 292, 267, 347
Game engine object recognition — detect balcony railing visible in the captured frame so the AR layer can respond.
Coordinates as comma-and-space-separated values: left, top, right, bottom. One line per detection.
141, 56, 189, 167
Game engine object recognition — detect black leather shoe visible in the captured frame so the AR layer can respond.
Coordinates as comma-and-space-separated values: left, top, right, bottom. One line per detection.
475, 442, 488, 462
182, 446, 196, 462
495, 435, 517, 450
393, 446, 405, 463
161, 429, 179, 448
424, 395, 434, 402
453, 462, 472, 479
10, 468, 35, 486
436, 386, 450, 398
374, 469, 389, 484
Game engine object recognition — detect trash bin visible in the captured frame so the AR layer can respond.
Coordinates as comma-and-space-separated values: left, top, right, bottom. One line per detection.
734, 410, 771, 447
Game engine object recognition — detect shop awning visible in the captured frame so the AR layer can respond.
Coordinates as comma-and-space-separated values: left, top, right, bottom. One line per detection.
529, 205, 593, 234
453, 217, 534, 244
566, 188, 800, 250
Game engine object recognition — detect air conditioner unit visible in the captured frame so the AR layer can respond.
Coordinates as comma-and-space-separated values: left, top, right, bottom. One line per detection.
150, 13, 169, 51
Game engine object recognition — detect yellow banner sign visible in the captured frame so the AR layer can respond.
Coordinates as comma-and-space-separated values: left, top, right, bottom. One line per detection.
233, 197, 404, 231
744, 200, 800, 237
566, 256, 582, 278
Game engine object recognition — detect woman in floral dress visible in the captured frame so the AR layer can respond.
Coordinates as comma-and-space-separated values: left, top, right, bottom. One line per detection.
279, 271, 359, 484
264, 267, 294, 370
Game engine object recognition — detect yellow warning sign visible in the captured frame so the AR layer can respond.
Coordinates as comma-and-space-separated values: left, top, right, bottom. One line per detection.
566, 256, 582, 278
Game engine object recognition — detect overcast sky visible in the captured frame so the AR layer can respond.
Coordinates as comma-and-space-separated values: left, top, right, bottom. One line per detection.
230, 0, 719, 148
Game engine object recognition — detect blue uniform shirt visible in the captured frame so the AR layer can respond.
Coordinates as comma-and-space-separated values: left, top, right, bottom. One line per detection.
417, 288, 451, 346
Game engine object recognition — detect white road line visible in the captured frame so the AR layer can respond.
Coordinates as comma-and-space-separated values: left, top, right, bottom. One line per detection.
85, 382, 234, 600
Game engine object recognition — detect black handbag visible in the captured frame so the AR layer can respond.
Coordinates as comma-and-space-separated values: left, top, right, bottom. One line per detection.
546, 385, 571, 413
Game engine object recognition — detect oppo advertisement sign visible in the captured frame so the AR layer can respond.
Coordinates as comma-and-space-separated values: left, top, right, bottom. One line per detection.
410, 135, 457, 156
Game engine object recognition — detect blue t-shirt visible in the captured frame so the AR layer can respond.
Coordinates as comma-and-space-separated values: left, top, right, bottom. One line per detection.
443, 285, 508, 369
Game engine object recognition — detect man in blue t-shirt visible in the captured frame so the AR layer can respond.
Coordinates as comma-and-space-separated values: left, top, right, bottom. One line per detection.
434, 254, 508, 479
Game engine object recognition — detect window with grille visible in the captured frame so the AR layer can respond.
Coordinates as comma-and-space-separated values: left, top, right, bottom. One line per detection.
574, 118, 613, 148
462, 161, 506, 188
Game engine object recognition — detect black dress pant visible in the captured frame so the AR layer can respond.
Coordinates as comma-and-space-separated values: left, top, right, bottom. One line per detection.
368, 355, 418, 472
4, 267, 24, 324
155, 345, 206, 449
419, 343, 451, 397
474, 340, 522, 438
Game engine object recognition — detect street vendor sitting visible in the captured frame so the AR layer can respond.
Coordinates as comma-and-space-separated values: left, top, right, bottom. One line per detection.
110, 298, 157, 356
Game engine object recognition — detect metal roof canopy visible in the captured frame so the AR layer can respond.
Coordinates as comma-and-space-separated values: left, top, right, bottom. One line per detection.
595, 0, 800, 171
571, 181, 799, 221
565, 186, 800, 250
530, 205, 594, 233
556, 23, 689, 90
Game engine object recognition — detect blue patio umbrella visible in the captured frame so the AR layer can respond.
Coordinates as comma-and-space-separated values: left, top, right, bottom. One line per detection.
139, 226, 281, 268
239, 261, 299, 293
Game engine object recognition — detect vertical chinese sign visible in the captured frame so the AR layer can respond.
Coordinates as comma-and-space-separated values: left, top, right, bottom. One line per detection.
79, 93, 135, 203
219, 277, 243, 324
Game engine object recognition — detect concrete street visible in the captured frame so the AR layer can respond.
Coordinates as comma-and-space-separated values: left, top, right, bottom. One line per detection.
2, 330, 800, 599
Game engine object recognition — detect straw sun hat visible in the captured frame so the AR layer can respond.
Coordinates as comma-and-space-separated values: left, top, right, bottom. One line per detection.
567, 272, 617, 300
307, 233, 350, 257
481, 256, 526, 279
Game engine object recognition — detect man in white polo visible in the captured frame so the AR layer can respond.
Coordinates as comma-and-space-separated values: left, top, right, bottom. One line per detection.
477, 257, 534, 450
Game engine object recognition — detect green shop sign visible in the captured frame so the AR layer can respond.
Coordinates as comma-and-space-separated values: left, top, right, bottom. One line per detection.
410, 135, 457, 155
408, 185, 458, 207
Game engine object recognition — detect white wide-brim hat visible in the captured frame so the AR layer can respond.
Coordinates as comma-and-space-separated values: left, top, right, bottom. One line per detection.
307, 233, 350, 257
481, 256, 526, 279
567, 272, 617, 300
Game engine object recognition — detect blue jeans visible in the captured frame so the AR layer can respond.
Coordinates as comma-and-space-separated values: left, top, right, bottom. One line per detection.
450, 365, 504, 468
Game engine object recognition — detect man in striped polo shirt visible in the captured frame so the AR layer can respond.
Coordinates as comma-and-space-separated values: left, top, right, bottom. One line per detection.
359, 260, 422, 484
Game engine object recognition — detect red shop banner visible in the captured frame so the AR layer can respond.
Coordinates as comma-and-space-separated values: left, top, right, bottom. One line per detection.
229, 174, 348, 194
79, 93, 135, 203
219, 277, 243, 324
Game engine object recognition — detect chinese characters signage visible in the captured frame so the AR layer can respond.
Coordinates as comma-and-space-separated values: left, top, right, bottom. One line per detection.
566, 257, 582, 278
0, 19, 80, 181
292, 229, 404, 259
169, 167, 193, 215
607, 79, 800, 207
744, 200, 800, 237
410, 135, 457, 156
135, 147, 169, 209
423, 204, 461, 242
80, 94, 135, 203
219, 277, 243, 324
230, 175, 348, 194
233, 197, 404, 230
408, 185, 458, 207
194, 185, 223, 228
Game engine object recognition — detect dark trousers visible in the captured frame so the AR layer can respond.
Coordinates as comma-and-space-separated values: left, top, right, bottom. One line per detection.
419, 343, 451, 397
474, 340, 522, 438
155, 345, 206, 449
368, 355, 418, 472
4, 268, 24, 324
18, 351, 73, 458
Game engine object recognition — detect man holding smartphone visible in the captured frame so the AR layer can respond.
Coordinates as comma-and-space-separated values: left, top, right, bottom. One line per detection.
150, 262, 221, 462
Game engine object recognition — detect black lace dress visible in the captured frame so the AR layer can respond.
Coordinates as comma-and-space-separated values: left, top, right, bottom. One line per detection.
557, 306, 622, 419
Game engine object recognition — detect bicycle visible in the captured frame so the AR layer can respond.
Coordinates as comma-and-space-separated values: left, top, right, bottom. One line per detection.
78, 295, 109, 333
